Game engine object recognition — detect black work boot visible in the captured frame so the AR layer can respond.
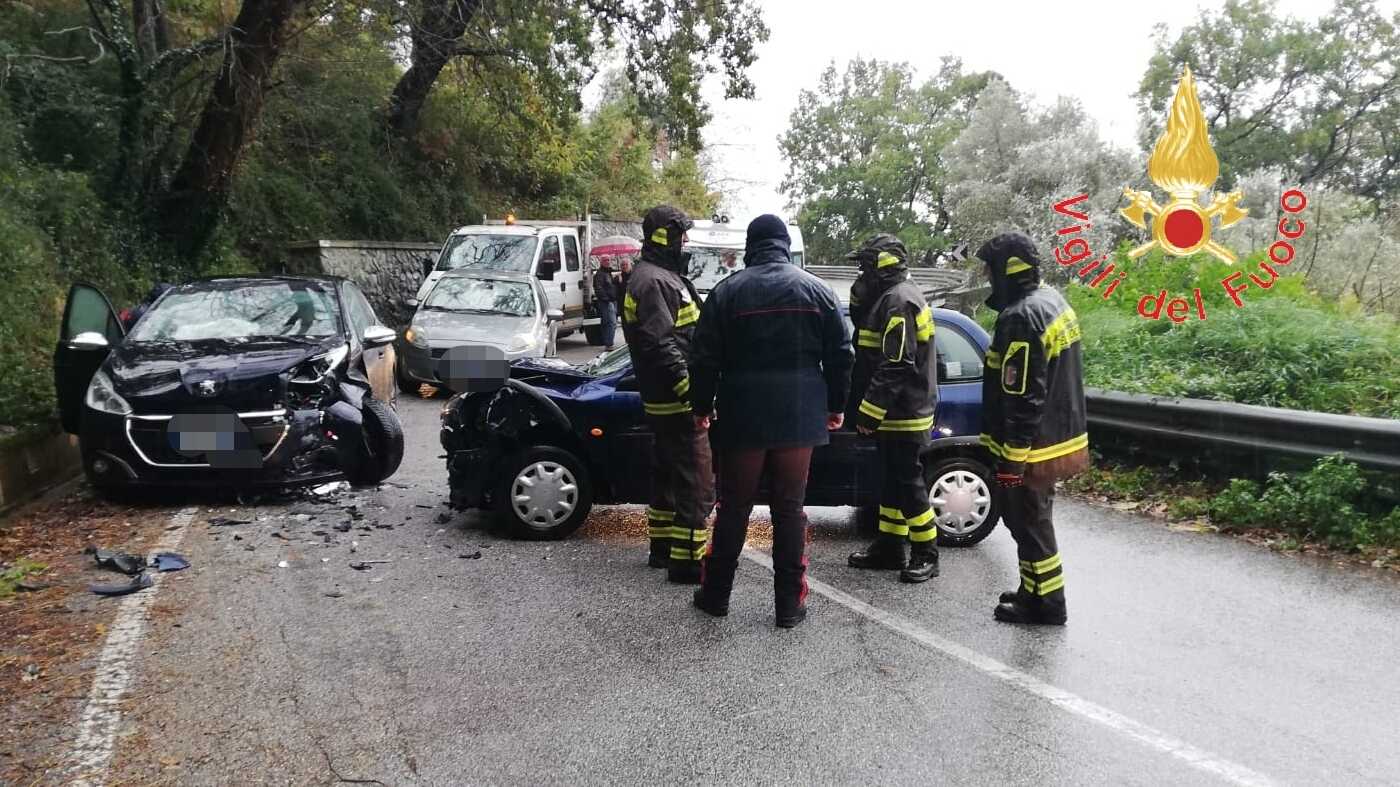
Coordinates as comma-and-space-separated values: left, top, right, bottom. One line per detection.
647, 539, 668, 569
899, 544, 939, 583
668, 561, 702, 585
692, 588, 729, 617
994, 591, 1067, 626
776, 606, 808, 629
848, 533, 909, 570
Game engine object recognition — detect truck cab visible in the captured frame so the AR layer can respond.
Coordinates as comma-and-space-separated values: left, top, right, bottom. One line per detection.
414, 223, 587, 332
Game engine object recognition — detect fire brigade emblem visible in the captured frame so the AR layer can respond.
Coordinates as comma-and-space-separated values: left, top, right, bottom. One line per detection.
1003, 361, 1019, 392
1120, 66, 1248, 263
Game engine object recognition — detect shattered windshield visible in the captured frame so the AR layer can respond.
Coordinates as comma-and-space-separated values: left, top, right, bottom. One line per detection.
688, 246, 744, 292
581, 345, 633, 377
128, 281, 341, 342
438, 234, 537, 273
424, 277, 535, 316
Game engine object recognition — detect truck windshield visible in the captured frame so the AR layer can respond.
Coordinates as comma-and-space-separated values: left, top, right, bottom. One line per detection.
688, 247, 744, 292
438, 234, 537, 273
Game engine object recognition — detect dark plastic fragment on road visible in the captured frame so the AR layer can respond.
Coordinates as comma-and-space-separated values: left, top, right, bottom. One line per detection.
87, 547, 144, 575
208, 517, 253, 527
152, 553, 189, 572
334, 522, 352, 533
414, 504, 434, 509
89, 572, 153, 596
324, 591, 344, 598
458, 551, 482, 560
434, 513, 452, 524
349, 560, 390, 570
311, 530, 328, 536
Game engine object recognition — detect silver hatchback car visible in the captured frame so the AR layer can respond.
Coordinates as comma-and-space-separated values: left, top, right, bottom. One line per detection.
396, 270, 562, 392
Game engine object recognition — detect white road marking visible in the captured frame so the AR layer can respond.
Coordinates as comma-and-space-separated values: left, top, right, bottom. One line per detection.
743, 548, 1275, 787
67, 507, 195, 786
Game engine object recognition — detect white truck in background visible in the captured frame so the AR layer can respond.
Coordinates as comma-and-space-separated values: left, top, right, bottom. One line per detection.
686, 217, 807, 296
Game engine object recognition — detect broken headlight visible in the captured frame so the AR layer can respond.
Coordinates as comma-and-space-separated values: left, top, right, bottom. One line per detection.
84, 370, 132, 416
290, 344, 349, 384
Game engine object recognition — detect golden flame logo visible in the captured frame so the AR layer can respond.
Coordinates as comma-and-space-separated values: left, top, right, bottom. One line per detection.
1121, 66, 1247, 263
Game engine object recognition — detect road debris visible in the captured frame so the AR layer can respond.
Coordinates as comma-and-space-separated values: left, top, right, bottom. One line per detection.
349, 560, 390, 571
152, 553, 190, 572
89, 572, 154, 596
311, 481, 350, 497
278, 561, 290, 569
334, 522, 352, 533
458, 551, 482, 560
87, 547, 144, 576
208, 516, 253, 527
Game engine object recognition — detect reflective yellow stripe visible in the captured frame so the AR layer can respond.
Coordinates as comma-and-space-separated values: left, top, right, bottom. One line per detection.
916, 324, 934, 342
877, 251, 901, 268
1027, 433, 1088, 462
647, 507, 675, 521
878, 520, 909, 536
985, 350, 1002, 369
670, 546, 706, 560
623, 292, 638, 323
1031, 553, 1062, 573
915, 308, 933, 341
884, 316, 906, 362
1002, 445, 1030, 462
858, 400, 887, 420
675, 302, 700, 327
1005, 256, 1032, 274
1002, 340, 1029, 395
878, 506, 903, 520
1037, 575, 1065, 595
681, 529, 709, 543
878, 416, 934, 432
651, 227, 669, 245
649, 526, 681, 540
905, 509, 935, 529
909, 526, 938, 543
857, 329, 881, 349
673, 376, 690, 397
644, 401, 692, 415
1041, 307, 1082, 361
1023, 577, 1036, 593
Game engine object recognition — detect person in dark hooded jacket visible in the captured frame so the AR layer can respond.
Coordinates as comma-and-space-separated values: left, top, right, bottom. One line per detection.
844, 234, 941, 584
977, 231, 1089, 625
622, 205, 715, 584
688, 214, 852, 628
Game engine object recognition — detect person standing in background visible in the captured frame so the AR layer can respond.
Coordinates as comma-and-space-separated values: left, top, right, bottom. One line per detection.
592, 256, 619, 350
689, 215, 853, 628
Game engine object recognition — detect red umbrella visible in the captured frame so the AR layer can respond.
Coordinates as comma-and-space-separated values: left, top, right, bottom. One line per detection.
589, 235, 642, 259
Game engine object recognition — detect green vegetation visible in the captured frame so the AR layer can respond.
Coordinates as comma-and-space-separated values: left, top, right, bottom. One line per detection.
0, 558, 47, 598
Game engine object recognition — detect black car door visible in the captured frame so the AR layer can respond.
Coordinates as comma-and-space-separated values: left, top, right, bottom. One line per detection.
53, 282, 125, 434
341, 282, 396, 402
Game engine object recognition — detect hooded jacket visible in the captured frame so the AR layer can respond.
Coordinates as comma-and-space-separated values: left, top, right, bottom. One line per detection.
689, 216, 853, 449
622, 206, 701, 416
976, 232, 1089, 481
846, 236, 938, 443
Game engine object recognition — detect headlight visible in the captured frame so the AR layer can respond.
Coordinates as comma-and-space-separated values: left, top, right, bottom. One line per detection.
290, 344, 349, 383
84, 370, 132, 416
508, 331, 539, 353
406, 326, 429, 348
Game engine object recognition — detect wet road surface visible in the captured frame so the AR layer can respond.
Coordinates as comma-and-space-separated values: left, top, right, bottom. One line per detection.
59, 348, 1400, 785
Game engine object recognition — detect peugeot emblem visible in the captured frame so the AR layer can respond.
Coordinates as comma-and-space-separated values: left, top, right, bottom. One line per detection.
196, 379, 220, 398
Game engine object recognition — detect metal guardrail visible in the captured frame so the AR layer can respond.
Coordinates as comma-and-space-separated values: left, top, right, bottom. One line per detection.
1085, 388, 1400, 473
806, 265, 967, 291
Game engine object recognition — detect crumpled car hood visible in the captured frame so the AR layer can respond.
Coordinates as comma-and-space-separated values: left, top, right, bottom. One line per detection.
107, 336, 343, 413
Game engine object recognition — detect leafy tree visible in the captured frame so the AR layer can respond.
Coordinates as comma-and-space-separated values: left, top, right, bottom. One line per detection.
386, 0, 769, 149
1138, 0, 1400, 209
778, 58, 993, 263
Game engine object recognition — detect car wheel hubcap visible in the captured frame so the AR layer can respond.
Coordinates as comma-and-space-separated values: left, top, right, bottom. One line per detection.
929, 469, 991, 536
512, 461, 578, 529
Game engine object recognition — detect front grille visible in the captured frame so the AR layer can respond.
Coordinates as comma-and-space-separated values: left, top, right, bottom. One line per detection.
126, 411, 290, 468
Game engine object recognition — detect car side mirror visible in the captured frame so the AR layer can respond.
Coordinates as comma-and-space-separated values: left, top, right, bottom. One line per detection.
363, 326, 396, 348
421, 257, 435, 279
69, 331, 110, 349
615, 373, 638, 392
546, 309, 564, 323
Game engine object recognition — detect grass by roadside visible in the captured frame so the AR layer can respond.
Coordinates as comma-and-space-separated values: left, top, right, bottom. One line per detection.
1064, 453, 1400, 573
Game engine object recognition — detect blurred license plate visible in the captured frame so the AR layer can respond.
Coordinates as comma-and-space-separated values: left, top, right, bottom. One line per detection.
174, 430, 236, 453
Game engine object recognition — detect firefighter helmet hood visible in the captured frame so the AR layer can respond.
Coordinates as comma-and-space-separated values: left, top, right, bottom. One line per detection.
977, 231, 1042, 311
641, 205, 694, 273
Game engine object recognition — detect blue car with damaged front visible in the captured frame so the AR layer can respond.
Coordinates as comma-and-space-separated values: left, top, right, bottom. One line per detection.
440, 307, 998, 545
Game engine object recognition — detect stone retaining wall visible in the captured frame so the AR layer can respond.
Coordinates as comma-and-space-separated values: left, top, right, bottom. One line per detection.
285, 240, 440, 329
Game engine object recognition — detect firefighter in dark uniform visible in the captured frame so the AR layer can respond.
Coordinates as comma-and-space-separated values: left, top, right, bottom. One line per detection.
622, 205, 715, 584
976, 231, 1089, 625
845, 235, 941, 583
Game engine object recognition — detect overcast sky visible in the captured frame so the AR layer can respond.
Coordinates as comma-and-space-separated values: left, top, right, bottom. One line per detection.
697, 0, 1397, 222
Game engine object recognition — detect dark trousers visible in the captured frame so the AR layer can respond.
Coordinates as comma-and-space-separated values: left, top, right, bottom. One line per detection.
877, 440, 937, 546
645, 415, 715, 565
701, 446, 813, 614
598, 300, 617, 348
996, 482, 1064, 602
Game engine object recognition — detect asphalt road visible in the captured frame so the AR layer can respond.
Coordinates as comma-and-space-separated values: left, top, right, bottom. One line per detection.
62, 344, 1400, 785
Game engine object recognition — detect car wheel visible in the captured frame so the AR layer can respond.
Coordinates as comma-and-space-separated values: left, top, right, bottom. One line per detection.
495, 446, 593, 540
347, 398, 405, 485
925, 456, 999, 547
583, 325, 603, 346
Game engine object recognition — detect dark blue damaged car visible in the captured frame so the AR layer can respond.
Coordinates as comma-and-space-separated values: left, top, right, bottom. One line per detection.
440, 307, 1000, 545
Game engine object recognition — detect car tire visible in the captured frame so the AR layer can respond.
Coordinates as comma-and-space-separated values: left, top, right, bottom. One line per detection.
347, 398, 405, 485
495, 445, 593, 540
583, 325, 603, 346
924, 455, 999, 547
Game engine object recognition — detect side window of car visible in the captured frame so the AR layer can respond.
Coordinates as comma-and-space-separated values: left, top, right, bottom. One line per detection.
934, 325, 984, 383
539, 236, 560, 281
563, 235, 581, 272
342, 283, 377, 339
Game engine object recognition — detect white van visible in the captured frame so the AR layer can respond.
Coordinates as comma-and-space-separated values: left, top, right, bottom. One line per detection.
686, 218, 807, 296
413, 220, 589, 333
